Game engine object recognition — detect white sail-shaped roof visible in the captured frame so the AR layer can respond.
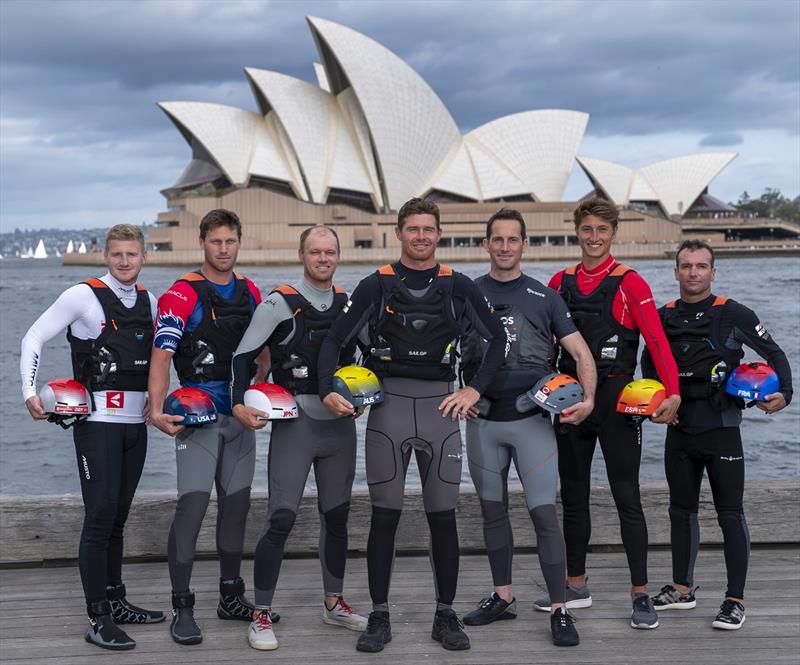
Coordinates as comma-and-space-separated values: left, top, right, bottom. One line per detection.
468, 110, 588, 201
464, 140, 529, 200
430, 140, 481, 200
158, 102, 261, 185
639, 153, 737, 216
576, 156, 635, 204
308, 16, 461, 210
578, 153, 737, 216
245, 68, 374, 203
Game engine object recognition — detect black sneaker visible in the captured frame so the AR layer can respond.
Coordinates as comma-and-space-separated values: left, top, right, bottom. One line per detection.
630, 592, 659, 629
356, 611, 392, 652
107, 584, 165, 624
550, 607, 579, 647
170, 591, 202, 645
217, 577, 254, 621
85, 601, 136, 651
712, 599, 745, 630
431, 609, 471, 651
652, 584, 698, 611
463, 593, 517, 625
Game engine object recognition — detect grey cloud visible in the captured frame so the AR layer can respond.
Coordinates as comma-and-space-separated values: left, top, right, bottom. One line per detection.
699, 133, 745, 147
1, 0, 798, 229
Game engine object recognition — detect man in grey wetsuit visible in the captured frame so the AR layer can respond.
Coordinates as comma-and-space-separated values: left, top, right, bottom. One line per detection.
230, 226, 367, 651
459, 209, 597, 647
149, 209, 266, 645
317, 198, 507, 653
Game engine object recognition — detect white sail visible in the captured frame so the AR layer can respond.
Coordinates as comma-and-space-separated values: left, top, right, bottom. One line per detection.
78, 241, 87, 254
55, 249, 62, 257
33, 239, 47, 259
66, 240, 74, 253
21, 246, 33, 258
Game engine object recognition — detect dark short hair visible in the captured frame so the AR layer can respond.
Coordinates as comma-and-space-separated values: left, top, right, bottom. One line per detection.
199, 208, 242, 241
397, 197, 440, 229
573, 196, 619, 230
299, 225, 340, 254
486, 208, 526, 240
675, 239, 715, 268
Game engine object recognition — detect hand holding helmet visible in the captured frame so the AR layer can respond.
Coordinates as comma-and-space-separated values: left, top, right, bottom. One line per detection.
37, 378, 92, 429
161, 387, 217, 435
238, 383, 298, 429
616, 379, 675, 423
725, 362, 785, 414
324, 365, 384, 418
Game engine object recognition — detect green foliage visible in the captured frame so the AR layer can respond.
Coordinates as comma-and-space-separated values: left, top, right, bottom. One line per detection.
731, 188, 800, 224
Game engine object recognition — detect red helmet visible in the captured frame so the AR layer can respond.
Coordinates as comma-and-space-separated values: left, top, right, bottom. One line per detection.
164, 387, 218, 426
39, 378, 91, 429
244, 383, 298, 420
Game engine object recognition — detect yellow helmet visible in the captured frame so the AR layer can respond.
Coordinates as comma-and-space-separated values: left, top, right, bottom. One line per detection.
332, 366, 384, 407
616, 379, 666, 416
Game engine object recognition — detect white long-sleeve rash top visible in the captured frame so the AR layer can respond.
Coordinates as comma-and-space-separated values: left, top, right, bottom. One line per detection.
20, 272, 158, 424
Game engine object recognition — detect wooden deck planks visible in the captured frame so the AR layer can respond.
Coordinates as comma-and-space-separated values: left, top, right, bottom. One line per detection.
1, 547, 798, 665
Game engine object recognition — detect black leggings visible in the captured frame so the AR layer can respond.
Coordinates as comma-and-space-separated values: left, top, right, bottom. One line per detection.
556, 376, 648, 587
73, 420, 147, 604
665, 426, 749, 599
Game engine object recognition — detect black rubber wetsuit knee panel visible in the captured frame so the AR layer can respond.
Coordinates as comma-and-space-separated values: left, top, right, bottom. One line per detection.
265, 509, 296, 546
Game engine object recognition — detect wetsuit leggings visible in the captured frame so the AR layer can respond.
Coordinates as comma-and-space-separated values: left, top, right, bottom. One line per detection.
555, 376, 649, 587
466, 412, 566, 603
254, 408, 356, 607
665, 426, 749, 599
73, 420, 147, 605
168, 414, 256, 593
365, 377, 462, 610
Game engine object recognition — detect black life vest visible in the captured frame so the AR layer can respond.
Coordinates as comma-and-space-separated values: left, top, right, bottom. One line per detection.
173, 271, 254, 383
268, 284, 353, 394
558, 263, 640, 378
661, 296, 743, 400
461, 275, 556, 401
68, 278, 153, 392
366, 263, 461, 381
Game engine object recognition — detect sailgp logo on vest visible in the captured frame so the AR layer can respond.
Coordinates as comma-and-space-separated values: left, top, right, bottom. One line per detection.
720, 455, 743, 462
408, 350, 428, 356
81, 455, 91, 480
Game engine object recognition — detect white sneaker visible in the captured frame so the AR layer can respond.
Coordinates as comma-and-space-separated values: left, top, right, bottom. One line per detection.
248, 610, 278, 650
322, 597, 368, 632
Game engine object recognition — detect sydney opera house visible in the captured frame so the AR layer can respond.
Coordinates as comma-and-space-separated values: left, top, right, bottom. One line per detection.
147, 16, 736, 257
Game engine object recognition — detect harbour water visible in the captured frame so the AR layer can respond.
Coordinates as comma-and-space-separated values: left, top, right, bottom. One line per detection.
1, 256, 798, 495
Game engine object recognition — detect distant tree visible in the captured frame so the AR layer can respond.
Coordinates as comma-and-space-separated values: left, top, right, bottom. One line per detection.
731, 188, 800, 224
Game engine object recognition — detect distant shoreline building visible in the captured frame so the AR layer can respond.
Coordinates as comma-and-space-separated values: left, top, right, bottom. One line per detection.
148, 16, 744, 256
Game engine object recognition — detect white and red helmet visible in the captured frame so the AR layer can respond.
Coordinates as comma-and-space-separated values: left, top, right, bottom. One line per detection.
39, 378, 92, 429
244, 383, 298, 420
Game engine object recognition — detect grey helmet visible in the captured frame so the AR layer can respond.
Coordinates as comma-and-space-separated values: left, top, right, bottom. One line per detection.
515, 372, 584, 415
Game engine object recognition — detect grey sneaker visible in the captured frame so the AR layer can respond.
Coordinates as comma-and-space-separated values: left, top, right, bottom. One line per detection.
533, 584, 592, 612
630, 593, 658, 629
322, 597, 368, 631
653, 584, 698, 610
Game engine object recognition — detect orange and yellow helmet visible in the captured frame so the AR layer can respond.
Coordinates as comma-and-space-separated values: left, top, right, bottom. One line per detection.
615, 379, 666, 416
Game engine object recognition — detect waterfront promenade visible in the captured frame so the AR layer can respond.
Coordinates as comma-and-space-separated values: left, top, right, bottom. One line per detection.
1, 547, 798, 664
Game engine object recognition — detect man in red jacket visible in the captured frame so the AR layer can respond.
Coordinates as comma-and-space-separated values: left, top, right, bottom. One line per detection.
533, 197, 680, 630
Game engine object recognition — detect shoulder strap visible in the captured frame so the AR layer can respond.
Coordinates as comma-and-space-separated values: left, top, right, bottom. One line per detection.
377, 264, 395, 276
610, 263, 633, 277
564, 263, 579, 276
665, 300, 677, 309
272, 284, 300, 297
333, 285, 346, 295
712, 295, 729, 307
437, 263, 454, 277
178, 271, 205, 283
82, 277, 108, 289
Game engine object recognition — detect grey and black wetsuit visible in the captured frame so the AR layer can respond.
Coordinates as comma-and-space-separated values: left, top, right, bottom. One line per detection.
642, 295, 793, 600
461, 273, 577, 601
318, 262, 506, 612
231, 277, 357, 609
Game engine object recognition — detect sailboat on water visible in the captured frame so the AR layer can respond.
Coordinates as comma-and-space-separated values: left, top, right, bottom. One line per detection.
21, 246, 34, 259
33, 239, 48, 259
78, 242, 87, 254
66, 240, 74, 253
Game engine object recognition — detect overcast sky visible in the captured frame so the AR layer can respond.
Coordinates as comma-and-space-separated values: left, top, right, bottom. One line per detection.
1, 0, 798, 230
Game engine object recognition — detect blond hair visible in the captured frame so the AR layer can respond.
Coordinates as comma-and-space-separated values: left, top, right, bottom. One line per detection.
105, 224, 145, 250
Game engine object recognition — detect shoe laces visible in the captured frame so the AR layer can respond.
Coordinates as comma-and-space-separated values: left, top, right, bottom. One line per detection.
333, 597, 354, 614
253, 611, 273, 631
719, 599, 743, 616
478, 596, 494, 609
553, 609, 575, 628
440, 610, 465, 633
633, 594, 652, 611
